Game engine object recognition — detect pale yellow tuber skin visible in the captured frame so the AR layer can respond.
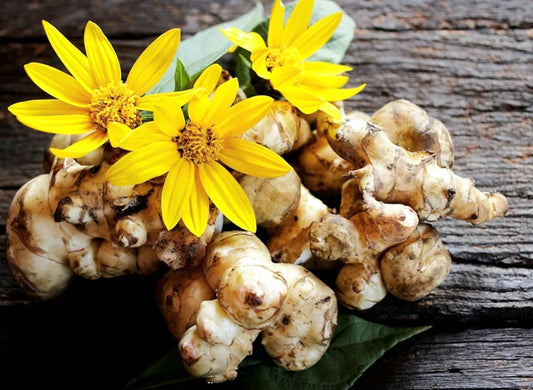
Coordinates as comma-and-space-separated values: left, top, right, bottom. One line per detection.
6, 174, 74, 299
295, 110, 368, 198
316, 102, 507, 309
370, 99, 454, 169
261, 263, 338, 371
238, 170, 301, 229
180, 317, 259, 383
177, 231, 337, 382
6, 161, 168, 299
309, 198, 418, 310
156, 266, 216, 340
239, 165, 331, 268
203, 231, 288, 329
335, 259, 387, 311
381, 223, 451, 301
241, 100, 313, 155
266, 185, 331, 268
329, 121, 508, 224
6, 155, 222, 299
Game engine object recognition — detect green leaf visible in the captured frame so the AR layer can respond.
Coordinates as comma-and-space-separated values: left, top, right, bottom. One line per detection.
146, 2, 264, 94
174, 57, 190, 91
124, 314, 430, 390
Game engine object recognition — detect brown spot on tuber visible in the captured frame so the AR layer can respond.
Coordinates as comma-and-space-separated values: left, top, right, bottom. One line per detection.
246, 293, 264, 307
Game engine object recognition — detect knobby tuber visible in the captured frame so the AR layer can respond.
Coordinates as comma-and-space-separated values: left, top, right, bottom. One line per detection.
309, 197, 419, 309
329, 116, 508, 225
6, 94, 509, 384
241, 100, 313, 156
173, 231, 337, 383
305, 99, 508, 309
381, 223, 451, 301
6, 156, 220, 299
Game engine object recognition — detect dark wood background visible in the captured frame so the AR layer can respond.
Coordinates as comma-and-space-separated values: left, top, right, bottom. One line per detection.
1, 1, 532, 389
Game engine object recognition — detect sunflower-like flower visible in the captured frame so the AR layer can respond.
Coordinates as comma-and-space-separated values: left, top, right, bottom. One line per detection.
105, 64, 293, 237
8, 20, 196, 158
221, 0, 365, 122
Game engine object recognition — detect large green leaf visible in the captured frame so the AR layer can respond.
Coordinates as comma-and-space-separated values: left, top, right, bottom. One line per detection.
124, 314, 430, 390
146, 2, 264, 94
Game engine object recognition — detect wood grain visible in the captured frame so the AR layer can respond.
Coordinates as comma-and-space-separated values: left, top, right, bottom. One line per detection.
0, 0, 532, 389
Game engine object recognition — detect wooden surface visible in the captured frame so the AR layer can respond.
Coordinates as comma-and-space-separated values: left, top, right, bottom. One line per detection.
1, 0, 532, 389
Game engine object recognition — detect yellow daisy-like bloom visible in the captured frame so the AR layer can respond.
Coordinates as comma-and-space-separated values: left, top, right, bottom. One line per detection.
8, 20, 196, 158
221, 0, 365, 122
105, 64, 293, 237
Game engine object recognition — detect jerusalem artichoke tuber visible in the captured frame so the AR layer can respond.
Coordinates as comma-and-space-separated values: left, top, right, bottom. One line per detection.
381, 223, 451, 301
329, 120, 508, 224
175, 231, 337, 382
241, 100, 313, 155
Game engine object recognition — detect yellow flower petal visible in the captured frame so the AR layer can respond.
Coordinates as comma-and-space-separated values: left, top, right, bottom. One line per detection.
276, 83, 325, 114
268, 0, 285, 48
84, 21, 121, 86
8, 99, 87, 116
250, 48, 273, 80
318, 101, 343, 122
161, 158, 194, 230
24, 63, 91, 108
300, 73, 348, 89
50, 130, 108, 158
188, 94, 211, 127
105, 142, 178, 186
182, 170, 210, 237
281, 0, 314, 46
221, 27, 266, 53
217, 95, 273, 138
199, 162, 256, 233
117, 122, 170, 151
291, 12, 343, 59
153, 99, 185, 137
220, 138, 293, 178
303, 61, 352, 76
204, 78, 239, 125
301, 82, 366, 101
127, 28, 181, 96
193, 63, 222, 93
270, 65, 301, 89
136, 88, 200, 111
107, 122, 132, 148
42, 20, 96, 93
14, 113, 94, 135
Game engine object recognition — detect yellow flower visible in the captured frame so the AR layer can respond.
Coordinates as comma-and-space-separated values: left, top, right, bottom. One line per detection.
221, 0, 365, 122
8, 20, 196, 158
105, 64, 293, 237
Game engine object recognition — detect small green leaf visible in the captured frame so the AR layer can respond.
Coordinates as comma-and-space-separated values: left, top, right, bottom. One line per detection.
174, 58, 190, 91
124, 314, 430, 390
146, 2, 264, 94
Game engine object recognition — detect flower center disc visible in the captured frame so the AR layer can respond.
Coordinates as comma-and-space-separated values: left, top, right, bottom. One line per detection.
176, 122, 222, 164
265, 47, 301, 71
90, 81, 142, 131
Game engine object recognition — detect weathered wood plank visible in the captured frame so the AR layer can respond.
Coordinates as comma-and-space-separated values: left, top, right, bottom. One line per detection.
358, 262, 533, 326
0, 1, 532, 389
357, 327, 533, 390
2, 0, 532, 39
